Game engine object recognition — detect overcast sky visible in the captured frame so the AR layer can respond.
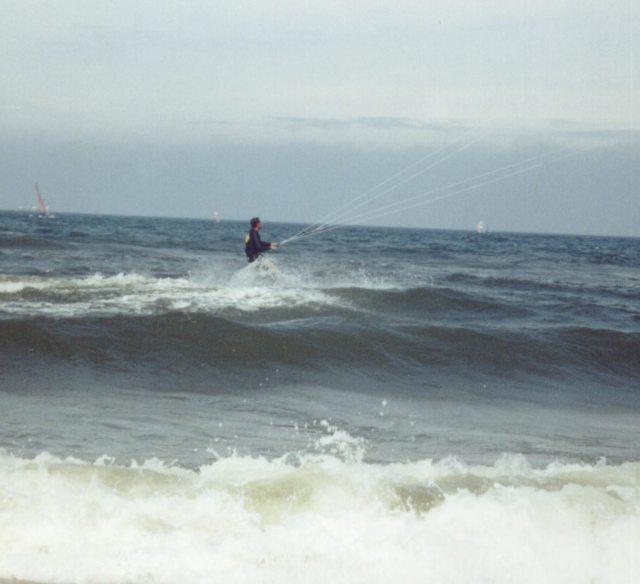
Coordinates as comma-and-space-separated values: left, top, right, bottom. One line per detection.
0, 0, 637, 236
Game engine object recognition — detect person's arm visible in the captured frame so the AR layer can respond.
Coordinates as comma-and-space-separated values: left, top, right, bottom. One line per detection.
252, 230, 272, 252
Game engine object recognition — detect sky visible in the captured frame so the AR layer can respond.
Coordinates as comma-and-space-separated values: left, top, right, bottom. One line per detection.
0, 0, 638, 236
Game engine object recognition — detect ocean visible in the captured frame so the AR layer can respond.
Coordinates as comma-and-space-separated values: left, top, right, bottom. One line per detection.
0, 210, 638, 583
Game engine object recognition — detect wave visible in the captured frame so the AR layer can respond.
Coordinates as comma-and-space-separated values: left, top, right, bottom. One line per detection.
2, 265, 636, 330
2, 312, 639, 388
328, 286, 533, 318
0, 272, 344, 318
0, 314, 383, 373
1, 269, 638, 390
446, 272, 640, 301
0, 233, 67, 250
0, 272, 535, 321
0, 448, 637, 584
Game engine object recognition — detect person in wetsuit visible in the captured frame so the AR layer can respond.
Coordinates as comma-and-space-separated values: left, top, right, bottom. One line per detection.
245, 217, 278, 262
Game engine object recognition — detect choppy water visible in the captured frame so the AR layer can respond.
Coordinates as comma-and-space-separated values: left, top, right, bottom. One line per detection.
1, 211, 639, 583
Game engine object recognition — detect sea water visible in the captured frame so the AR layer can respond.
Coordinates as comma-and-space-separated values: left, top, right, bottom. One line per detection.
1, 211, 638, 583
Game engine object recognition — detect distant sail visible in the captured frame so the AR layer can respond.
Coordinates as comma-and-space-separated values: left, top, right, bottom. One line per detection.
34, 184, 54, 218
213, 210, 220, 223
476, 221, 487, 234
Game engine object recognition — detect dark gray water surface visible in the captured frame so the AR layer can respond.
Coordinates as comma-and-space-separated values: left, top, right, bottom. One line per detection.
1, 211, 639, 465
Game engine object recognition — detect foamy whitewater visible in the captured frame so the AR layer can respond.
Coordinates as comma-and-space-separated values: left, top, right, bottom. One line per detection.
1, 449, 639, 584
1, 211, 639, 583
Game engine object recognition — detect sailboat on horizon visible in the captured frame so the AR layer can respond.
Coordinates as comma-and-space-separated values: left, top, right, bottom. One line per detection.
33, 183, 55, 219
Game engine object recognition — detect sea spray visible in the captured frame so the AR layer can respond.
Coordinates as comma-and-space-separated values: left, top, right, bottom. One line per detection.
0, 448, 638, 584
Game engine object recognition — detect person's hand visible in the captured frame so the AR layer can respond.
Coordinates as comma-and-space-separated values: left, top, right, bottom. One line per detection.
271, 242, 279, 250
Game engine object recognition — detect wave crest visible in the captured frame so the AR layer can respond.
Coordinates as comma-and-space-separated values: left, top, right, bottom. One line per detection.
0, 450, 637, 584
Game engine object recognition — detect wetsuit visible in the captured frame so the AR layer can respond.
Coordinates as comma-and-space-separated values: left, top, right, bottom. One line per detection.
245, 228, 272, 262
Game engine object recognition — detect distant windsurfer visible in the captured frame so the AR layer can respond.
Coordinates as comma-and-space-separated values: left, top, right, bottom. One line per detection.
245, 217, 278, 262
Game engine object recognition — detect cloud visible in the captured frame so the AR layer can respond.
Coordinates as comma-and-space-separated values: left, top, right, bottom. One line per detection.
1, 0, 637, 145
272, 116, 468, 132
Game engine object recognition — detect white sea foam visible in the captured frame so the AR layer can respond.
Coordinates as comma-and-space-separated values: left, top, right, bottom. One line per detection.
0, 447, 637, 584
0, 252, 416, 319
0, 269, 345, 318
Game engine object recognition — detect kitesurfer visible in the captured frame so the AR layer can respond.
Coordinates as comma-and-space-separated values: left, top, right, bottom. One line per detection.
245, 217, 278, 262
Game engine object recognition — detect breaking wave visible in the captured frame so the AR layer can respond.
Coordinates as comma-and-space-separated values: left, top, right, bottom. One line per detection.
0, 271, 344, 318
1, 269, 639, 388
0, 444, 637, 584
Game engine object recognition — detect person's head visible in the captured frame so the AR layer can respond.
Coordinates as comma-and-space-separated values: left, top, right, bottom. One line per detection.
250, 217, 262, 230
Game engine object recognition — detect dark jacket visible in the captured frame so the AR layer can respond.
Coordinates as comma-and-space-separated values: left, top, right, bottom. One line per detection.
245, 228, 272, 262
